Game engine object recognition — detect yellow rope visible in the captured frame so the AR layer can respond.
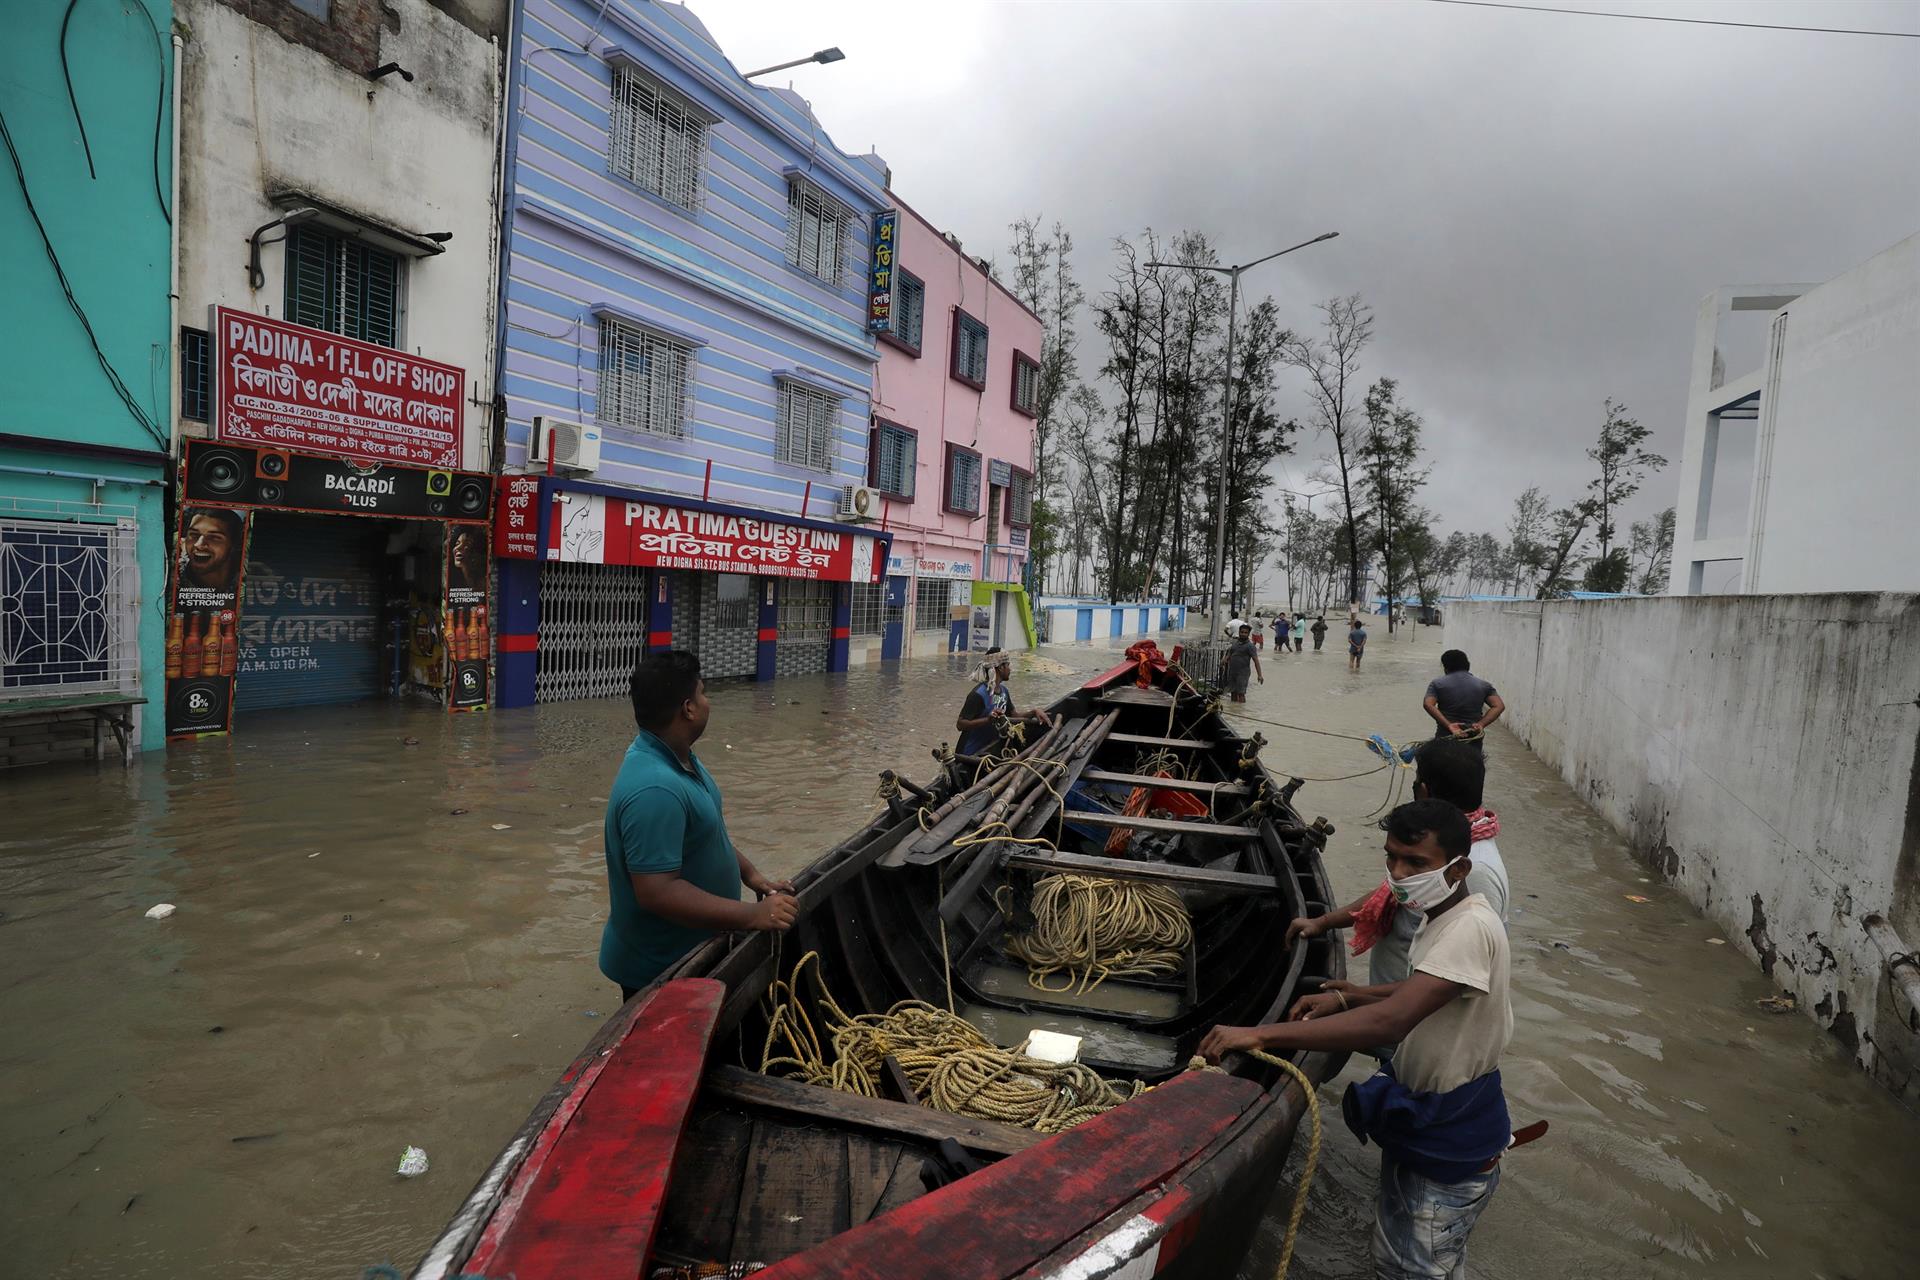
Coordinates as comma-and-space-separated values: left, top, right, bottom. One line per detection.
759, 951, 1146, 1133
996, 874, 1192, 996
1188, 1050, 1322, 1280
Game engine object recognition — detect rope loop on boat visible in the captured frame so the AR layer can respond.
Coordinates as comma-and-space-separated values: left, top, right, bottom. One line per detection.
996, 874, 1191, 996
1187, 1050, 1321, 1280
759, 951, 1146, 1133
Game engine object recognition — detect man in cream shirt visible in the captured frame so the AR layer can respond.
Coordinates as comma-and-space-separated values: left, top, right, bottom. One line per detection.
1200, 799, 1514, 1279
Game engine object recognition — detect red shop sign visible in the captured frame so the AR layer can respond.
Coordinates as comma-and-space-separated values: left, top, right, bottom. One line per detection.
213, 307, 464, 469
494, 475, 541, 559
550, 493, 880, 583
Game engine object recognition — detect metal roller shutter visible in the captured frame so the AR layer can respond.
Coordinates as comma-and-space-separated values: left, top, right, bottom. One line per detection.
236, 514, 386, 711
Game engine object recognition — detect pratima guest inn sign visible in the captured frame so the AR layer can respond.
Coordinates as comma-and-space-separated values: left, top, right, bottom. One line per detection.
213, 307, 464, 469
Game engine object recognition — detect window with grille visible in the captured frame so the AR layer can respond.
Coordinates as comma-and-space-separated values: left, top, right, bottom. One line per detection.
779, 578, 832, 641
597, 317, 693, 437
869, 421, 916, 498
284, 223, 402, 347
849, 581, 885, 636
1009, 467, 1034, 527
609, 67, 708, 212
1012, 352, 1041, 416
775, 379, 838, 471
944, 443, 982, 515
913, 580, 953, 632
785, 179, 852, 285
952, 310, 988, 387
181, 327, 210, 421
891, 270, 925, 351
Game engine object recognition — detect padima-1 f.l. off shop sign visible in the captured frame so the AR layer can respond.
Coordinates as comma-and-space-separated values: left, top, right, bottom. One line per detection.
213, 307, 465, 469
549, 493, 880, 583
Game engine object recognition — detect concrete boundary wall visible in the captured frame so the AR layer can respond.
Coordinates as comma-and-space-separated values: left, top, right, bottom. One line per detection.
1449, 594, 1920, 1100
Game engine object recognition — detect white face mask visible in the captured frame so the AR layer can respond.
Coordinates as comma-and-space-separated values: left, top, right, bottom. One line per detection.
1388, 856, 1465, 914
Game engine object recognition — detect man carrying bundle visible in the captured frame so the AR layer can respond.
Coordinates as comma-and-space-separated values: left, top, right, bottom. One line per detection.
1200, 798, 1515, 1280
955, 647, 1048, 757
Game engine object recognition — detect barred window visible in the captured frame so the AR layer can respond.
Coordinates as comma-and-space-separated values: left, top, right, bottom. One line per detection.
1009, 467, 1034, 527
597, 317, 693, 437
285, 223, 401, 347
913, 580, 952, 632
869, 421, 916, 498
849, 580, 886, 636
779, 578, 833, 641
944, 443, 981, 515
181, 327, 210, 421
775, 379, 838, 471
786, 179, 852, 284
952, 310, 988, 387
609, 67, 708, 212
1012, 352, 1041, 416
893, 270, 925, 351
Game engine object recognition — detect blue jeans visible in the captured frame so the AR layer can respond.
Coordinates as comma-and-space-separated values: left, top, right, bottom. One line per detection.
1371, 1150, 1500, 1279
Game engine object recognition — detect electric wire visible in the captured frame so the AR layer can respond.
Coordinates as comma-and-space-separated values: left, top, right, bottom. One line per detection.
59, 0, 173, 223
1423, 0, 1920, 39
0, 111, 170, 451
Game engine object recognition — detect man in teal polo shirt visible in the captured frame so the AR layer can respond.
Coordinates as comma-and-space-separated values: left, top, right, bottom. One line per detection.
600, 650, 797, 1001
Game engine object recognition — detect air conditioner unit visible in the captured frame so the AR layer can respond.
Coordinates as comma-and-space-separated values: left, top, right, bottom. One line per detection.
839, 484, 881, 522
529, 416, 601, 473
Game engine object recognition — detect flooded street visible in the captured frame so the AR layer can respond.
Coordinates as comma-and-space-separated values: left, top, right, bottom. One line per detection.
4, 627, 1918, 1278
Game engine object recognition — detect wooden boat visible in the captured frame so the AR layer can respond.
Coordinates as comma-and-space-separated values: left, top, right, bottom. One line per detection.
413, 645, 1348, 1280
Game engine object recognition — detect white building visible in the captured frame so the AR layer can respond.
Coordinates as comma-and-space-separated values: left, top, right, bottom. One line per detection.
1668, 233, 1919, 596
171, 0, 505, 721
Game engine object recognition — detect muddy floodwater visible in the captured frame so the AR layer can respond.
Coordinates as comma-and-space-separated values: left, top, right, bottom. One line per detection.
4, 628, 1917, 1278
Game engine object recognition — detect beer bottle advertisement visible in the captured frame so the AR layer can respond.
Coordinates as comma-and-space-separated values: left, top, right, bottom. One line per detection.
444, 523, 490, 712
166, 506, 252, 738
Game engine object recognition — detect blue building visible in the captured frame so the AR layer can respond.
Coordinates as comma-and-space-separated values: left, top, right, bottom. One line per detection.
493, 0, 893, 703
0, 0, 173, 765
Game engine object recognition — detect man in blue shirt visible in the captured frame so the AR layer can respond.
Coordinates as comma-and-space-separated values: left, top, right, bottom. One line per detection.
599, 650, 795, 1002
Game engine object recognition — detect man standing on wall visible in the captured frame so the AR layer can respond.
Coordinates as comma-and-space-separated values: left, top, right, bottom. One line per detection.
1423, 649, 1505, 752
1201, 799, 1515, 1280
600, 651, 796, 1004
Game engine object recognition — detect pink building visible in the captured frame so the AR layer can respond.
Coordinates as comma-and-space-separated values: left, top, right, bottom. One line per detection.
857, 196, 1043, 662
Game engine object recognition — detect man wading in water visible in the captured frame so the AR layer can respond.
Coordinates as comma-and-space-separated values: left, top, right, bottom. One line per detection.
955, 648, 1048, 757
1221, 620, 1264, 703
599, 651, 795, 1003
1201, 799, 1515, 1279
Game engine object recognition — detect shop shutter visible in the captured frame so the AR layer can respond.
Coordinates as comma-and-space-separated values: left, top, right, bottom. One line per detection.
236, 513, 386, 712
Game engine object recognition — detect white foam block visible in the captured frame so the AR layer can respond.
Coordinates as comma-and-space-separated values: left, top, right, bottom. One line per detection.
1022, 1029, 1082, 1064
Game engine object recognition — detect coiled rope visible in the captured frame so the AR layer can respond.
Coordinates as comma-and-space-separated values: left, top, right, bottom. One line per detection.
997, 874, 1192, 995
759, 951, 1145, 1133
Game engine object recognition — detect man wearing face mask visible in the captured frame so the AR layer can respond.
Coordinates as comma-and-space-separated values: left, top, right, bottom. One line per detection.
1199, 799, 1514, 1280
1283, 740, 1508, 1060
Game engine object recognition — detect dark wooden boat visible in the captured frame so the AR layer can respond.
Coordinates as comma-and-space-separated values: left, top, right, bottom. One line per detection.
413, 647, 1347, 1280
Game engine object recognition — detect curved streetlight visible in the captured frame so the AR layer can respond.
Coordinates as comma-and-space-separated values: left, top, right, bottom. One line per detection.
1146, 232, 1339, 643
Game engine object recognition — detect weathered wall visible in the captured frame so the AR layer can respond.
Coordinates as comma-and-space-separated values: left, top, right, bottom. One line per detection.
1450, 595, 1920, 1100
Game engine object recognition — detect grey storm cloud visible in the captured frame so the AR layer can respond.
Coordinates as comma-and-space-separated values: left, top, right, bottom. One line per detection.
705, 0, 1918, 567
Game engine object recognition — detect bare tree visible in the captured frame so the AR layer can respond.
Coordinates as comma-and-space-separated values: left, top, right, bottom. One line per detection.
1505, 486, 1550, 596
1282, 296, 1374, 610
1007, 217, 1085, 592
1630, 507, 1676, 594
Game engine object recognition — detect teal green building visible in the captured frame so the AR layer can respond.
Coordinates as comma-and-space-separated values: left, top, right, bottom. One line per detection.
1, 0, 174, 761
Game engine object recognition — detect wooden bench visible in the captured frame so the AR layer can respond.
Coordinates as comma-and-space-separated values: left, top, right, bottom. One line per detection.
0, 693, 147, 766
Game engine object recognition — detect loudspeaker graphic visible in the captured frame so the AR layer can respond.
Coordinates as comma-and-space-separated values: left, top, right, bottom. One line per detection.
255, 449, 290, 479
452, 475, 489, 518
191, 445, 254, 498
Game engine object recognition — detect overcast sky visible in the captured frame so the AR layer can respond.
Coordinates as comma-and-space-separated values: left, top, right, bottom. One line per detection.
702, 0, 1918, 596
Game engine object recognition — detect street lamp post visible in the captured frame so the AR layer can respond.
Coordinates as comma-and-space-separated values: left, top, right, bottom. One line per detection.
1147, 232, 1338, 644
743, 47, 846, 79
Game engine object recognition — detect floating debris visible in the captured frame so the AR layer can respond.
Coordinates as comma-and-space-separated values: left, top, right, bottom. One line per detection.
491, 823, 512, 831
1624, 894, 1650, 904
144, 904, 176, 920
396, 1146, 429, 1178
1756, 993, 1796, 1015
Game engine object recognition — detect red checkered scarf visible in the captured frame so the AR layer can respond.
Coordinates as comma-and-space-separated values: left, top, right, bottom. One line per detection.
1349, 808, 1499, 954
